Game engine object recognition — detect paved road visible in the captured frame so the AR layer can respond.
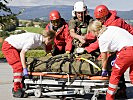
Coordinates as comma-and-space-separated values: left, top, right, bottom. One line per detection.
0, 62, 133, 100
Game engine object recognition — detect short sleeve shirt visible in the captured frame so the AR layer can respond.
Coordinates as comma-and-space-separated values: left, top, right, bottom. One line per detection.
98, 26, 133, 52
5, 32, 45, 52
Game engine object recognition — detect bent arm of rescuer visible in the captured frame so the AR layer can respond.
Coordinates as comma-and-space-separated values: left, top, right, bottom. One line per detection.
64, 26, 73, 53
101, 52, 108, 70
70, 29, 85, 44
20, 49, 27, 69
85, 40, 99, 53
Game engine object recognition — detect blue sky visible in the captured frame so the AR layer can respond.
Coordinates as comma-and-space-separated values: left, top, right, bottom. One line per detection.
7, 0, 133, 11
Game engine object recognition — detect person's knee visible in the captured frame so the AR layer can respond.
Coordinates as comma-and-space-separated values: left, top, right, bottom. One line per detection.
12, 62, 23, 72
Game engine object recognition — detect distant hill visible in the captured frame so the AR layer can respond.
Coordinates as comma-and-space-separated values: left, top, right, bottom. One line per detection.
9, 5, 133, 21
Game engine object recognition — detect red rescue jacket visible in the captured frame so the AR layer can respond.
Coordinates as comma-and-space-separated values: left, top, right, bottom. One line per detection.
46, 18, 72, 52
84, 32, 98, 53
85, 10, 133, 53
104, 10, 133, 34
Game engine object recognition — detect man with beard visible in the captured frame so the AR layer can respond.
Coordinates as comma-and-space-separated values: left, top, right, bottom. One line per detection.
68, 1, 95, 53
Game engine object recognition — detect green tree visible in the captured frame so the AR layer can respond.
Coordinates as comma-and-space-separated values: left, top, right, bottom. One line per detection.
0, 0, 23, 31
39, 21, 49, 28
29, 20, 34, 27
0, 0, 14, 24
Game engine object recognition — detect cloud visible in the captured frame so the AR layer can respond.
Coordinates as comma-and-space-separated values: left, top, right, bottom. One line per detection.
85, 0, 133, 11
7, 0, 133, 11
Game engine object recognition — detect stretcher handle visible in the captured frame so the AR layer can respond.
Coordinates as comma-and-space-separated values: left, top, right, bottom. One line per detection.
28, 72, 109, 80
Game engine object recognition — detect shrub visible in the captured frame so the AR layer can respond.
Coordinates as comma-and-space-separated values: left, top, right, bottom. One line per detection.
17, 27, 44, 34
0, 51, 4, 58
0, 42, 3, 51
25, 50, 46, 58
0, 30, 10, 38
0, 50, 46, 58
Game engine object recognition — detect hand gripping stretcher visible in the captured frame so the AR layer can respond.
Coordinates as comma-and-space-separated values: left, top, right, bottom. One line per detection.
24, 71, 109, 100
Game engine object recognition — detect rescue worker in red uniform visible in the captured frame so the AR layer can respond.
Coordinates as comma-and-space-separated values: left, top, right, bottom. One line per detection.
94, 5, 133, 34
93, 5, 133, 98
2, 30, 55, 98
86, 4, 133, 54
88, 20, 133, 100
46, 10, 73, 55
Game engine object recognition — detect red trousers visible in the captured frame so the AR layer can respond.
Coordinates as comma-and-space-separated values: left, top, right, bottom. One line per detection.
2, 41, 23, 91
106, 46, 133, 100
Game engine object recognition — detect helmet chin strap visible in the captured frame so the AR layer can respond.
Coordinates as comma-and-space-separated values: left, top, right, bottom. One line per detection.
83, 11, 85, 24
82, 0, 84, 24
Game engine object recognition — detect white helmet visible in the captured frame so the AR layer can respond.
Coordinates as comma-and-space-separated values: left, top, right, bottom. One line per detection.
74, 1, 87, 12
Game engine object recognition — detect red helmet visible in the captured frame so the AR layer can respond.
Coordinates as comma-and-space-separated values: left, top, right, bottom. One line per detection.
49, 10, 61, 20
94, 5, 109, 18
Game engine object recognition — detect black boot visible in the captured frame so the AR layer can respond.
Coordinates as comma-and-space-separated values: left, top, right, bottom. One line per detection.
115, 87, 127, 99
12, 88, 28, 98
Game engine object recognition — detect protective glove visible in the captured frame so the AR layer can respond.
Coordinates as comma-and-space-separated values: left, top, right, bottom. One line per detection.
101, 70, 108, 76
66, 51, 70, 54
47, 53, 52, 56
23, 68, 28, 76
76, 47, 85, 54
111, 59, 115, 67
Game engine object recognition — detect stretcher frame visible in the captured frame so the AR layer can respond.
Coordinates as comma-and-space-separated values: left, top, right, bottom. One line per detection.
24, 72, 109, 100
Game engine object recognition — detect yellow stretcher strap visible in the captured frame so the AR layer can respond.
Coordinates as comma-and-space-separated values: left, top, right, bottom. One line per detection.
75, 55, 101, 71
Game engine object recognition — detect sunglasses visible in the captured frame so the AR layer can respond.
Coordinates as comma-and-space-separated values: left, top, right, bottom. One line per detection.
51, 19, 60, 24
96, 16, 106, 21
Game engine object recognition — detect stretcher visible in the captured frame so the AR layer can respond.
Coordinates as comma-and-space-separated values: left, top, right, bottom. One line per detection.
24, 71, 109, 100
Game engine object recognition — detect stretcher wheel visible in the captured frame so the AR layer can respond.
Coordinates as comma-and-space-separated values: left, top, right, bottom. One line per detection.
91, 97, 98, 100
24, 84, 29, 90
34, 88, 42, 98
